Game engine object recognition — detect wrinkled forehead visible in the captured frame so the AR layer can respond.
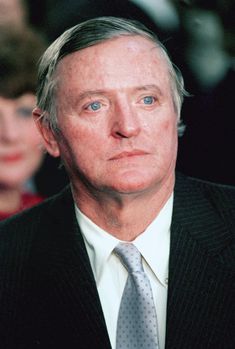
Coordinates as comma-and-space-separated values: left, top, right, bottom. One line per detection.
54, 36, 171, 88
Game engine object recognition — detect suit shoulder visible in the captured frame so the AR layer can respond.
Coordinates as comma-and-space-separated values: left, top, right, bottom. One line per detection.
188, 175, 235, 207
175, 172, 235, 227
177, 172, 235, 203
175, 173, 235, 267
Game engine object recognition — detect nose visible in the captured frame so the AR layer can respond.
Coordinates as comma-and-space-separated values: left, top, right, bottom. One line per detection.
111, 99, 141, 139
0, 114, 21, 143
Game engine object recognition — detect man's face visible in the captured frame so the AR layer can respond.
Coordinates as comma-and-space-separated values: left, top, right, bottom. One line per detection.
43, 36, 178, 196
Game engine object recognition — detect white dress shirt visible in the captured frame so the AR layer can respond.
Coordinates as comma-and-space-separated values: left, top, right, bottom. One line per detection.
75, 194, 173, 349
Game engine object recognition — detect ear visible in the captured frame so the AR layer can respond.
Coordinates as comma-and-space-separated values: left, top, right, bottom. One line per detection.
33, 107, 60, 158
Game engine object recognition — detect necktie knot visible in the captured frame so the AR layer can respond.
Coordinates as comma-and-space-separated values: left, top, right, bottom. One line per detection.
114, 243, 144, 274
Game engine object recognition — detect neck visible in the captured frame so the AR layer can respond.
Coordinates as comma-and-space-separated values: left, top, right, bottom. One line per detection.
0, 186, 22, 213
72, 173, 175, 241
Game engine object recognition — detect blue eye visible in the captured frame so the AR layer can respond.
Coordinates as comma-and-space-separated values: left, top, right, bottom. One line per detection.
143, 96, 155, 105
88, 101, 101, 111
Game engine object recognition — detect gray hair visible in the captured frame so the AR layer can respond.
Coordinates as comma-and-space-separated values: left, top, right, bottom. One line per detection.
37, 16, 187, 135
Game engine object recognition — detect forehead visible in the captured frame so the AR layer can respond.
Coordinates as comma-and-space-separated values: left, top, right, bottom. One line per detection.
55, 35, 170, 92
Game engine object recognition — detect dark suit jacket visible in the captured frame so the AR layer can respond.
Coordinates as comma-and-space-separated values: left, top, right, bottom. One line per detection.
0, 173, 234, 348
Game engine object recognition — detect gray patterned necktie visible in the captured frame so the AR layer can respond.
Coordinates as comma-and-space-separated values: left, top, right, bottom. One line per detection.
114, 243, 159, 349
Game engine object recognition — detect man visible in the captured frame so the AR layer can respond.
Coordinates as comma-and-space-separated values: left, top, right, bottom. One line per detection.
0, 17, 234, 349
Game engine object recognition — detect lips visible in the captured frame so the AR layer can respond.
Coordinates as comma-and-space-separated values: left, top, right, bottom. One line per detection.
110, 150, 148, 160
0, 153, 23, 162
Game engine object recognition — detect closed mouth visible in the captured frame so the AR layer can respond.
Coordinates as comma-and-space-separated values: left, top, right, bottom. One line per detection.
110, 150, 148, 160
0, 153, 23, 162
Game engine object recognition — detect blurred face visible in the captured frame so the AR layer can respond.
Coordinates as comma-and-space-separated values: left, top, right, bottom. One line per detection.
41, 36, 178, 196
0, 93, 44, 188
0, 0, 26, 28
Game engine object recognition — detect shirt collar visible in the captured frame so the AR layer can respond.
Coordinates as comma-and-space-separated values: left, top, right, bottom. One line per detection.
75, 194, 173, 286
134, 195, 173, 286
75, 206, 119, 282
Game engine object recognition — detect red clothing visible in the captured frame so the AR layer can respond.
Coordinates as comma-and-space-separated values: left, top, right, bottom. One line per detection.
0, 192, 44, 221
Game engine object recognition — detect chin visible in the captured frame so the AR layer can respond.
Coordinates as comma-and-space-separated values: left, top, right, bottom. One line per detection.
1, 172, 32, 189
107, 173, 157, 195
0, 180, 23, 189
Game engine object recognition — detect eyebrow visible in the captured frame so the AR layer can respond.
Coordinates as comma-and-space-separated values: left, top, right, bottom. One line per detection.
76, 84, 163, 100
135, 84, 163, 96
76, 90, 106, 101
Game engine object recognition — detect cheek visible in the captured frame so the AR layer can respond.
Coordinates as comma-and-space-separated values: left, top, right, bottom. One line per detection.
63, 122, 106, 155
58, 127, 96, 166
162, 119, 178, 150
150, 117, 178, 161
59, 126, 109, 182
162, 118, 177, 136
149, 113, 177, 141
164, 120, 178, 160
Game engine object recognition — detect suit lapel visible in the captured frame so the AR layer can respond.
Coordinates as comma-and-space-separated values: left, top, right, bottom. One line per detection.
165, 174, 234, 348
31, 186, 111, 348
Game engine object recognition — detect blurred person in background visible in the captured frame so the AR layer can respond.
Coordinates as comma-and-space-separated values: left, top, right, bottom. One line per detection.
0, 0, 28, 29
0, 27, 46, 220
0, 0, 69, 197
